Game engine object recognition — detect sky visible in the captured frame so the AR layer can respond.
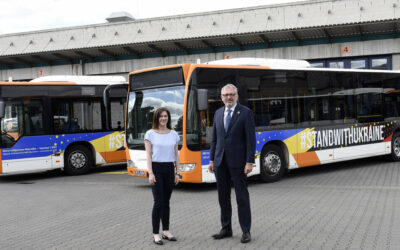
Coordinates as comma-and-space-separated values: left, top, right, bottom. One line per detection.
0, 0, 304, 35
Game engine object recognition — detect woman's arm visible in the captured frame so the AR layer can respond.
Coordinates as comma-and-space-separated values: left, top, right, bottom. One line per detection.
145, 140, 156, 185
174, 143, 180, 184
174, 143, 180, 174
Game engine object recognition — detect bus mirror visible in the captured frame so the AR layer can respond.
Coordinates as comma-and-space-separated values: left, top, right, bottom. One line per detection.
197, 89, 208, 111
0, 99, 4, 118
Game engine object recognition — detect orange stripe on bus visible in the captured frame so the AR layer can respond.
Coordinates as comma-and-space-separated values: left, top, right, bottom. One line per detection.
192, 64, 271, 70
107, 150, 126, 163
0, 149, 2, 174
129, 63, 271, 77
0, 82, 77, 85
125, 145, 131, 161
186, 64, 271, 87
179, 147, 203, 183
294, 151, 320, 168
384, 134, 393, 143
129, 64, 181, 75
99, 150, 126, 163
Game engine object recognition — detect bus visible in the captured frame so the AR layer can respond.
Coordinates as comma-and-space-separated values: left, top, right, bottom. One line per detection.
126, 58, 400, 183
0, 75, 127, 175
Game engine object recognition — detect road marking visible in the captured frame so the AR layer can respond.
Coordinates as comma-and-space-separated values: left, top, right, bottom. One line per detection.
97, 171, 128, 175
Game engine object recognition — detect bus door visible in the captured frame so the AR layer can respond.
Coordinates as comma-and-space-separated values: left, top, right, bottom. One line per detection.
104, 100, 125, 163
0, 98, 52, 174
103, 84, 127, 163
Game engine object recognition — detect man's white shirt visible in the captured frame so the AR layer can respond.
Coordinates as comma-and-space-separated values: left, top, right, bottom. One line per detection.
224, 103, 237, 130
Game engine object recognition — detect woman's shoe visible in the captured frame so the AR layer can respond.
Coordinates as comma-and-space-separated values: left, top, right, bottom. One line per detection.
153, 238, 163, 245
162, 234, 177, 241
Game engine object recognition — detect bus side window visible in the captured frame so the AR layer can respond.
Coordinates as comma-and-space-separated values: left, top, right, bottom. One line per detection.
64, 118, 80, 133
23, 99, 44, 136
302, 72, 331, 125
72, 101, 102, 132
356, 73, 383, 123
383, 74, 400, 120
110, 99, 125, 130
241, 70, 296, 129
52, 100, 69, 134
330, 72, 356, 124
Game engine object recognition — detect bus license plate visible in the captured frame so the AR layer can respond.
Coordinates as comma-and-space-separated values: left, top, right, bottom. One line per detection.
133, 169, 147, 178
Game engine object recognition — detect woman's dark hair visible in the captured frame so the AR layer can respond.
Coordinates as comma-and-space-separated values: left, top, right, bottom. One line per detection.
152, 107, 172, 130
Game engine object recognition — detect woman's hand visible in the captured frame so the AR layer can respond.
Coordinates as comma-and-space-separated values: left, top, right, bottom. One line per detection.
148, 173, 156, 185
174, 174, 180, 185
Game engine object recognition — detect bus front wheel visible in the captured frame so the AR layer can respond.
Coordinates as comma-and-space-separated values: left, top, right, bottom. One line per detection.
64, 145, 93, 175
260, 144, 286, 183
390, 132, 400, 161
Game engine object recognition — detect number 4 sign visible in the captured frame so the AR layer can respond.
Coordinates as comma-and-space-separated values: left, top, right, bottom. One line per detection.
341, 46, 351, 54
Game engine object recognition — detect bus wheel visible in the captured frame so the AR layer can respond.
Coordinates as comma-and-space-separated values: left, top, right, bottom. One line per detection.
260, 144, 286, 183
390, 132, 400, 161
64, 145, 93, 175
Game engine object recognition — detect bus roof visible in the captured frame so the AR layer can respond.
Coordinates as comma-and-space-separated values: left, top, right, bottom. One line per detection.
0, 82, 76, 85
128, 58, 400, 76
205, 58, 311, 69
30, 75, 127, 85
205, 58, 400, 73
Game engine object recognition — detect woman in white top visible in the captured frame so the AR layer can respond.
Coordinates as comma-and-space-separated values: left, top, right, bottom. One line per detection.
145, 107, 180, 245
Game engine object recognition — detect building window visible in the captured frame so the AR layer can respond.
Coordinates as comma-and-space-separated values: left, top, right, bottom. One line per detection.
371, 58, 388, 70
308, 56, 391, 70
309, 61, 325, 68
328, 61, 344, 68
350, 59, 367, 69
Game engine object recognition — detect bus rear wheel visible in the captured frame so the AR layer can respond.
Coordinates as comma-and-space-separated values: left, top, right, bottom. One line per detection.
64, 145, 93, 175
390, 132, 400, 161
260, 144, 286, 183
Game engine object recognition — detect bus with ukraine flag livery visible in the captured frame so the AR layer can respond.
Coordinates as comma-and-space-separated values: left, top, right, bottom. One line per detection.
126, 58, 400, 183
0, 75, 127, 175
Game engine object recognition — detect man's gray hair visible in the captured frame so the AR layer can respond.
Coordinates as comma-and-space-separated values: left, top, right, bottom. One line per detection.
221, 83, 238, 95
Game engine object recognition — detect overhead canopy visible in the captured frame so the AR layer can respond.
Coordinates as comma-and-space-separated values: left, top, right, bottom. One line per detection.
0, 0, 399, 68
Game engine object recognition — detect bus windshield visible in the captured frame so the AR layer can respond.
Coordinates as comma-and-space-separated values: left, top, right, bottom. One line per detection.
126, 86, 185, 149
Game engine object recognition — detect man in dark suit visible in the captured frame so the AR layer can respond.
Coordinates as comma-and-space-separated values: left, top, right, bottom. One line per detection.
209, 83, 256, 244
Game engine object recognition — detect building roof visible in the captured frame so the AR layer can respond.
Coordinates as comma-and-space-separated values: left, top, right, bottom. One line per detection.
0, 0, 399, 68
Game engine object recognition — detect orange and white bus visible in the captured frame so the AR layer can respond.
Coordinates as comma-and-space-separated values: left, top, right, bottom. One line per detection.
0, 75, 127, 175
126, 58, 400, 183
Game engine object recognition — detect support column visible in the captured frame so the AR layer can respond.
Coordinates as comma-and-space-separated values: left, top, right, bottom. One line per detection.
392, 54, 400, 70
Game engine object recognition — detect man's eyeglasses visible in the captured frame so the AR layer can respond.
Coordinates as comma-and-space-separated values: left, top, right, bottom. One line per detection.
221, 93, 237, 97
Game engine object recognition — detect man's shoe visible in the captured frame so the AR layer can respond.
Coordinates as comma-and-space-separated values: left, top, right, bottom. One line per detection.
241, 232, 251, 243
212, 228, 233, 239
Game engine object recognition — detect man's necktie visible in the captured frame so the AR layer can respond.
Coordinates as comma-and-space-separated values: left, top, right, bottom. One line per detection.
225, 109, 232, 132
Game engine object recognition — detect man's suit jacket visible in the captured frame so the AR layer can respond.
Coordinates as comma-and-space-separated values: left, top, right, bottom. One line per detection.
210, 103, 256, 168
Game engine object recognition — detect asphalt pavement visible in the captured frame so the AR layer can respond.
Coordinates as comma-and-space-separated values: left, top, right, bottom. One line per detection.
0, 157, 400, 250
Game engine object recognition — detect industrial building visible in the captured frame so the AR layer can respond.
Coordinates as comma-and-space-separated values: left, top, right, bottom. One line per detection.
0, 0, 399, 81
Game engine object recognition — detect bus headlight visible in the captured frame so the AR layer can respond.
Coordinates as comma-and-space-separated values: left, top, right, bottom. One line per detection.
179, 163, 196, 172
127, 160, 136, 168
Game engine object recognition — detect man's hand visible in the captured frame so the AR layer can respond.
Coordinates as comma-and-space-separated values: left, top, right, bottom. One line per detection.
244, 163, 253, 174
208, 161, 215, 174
